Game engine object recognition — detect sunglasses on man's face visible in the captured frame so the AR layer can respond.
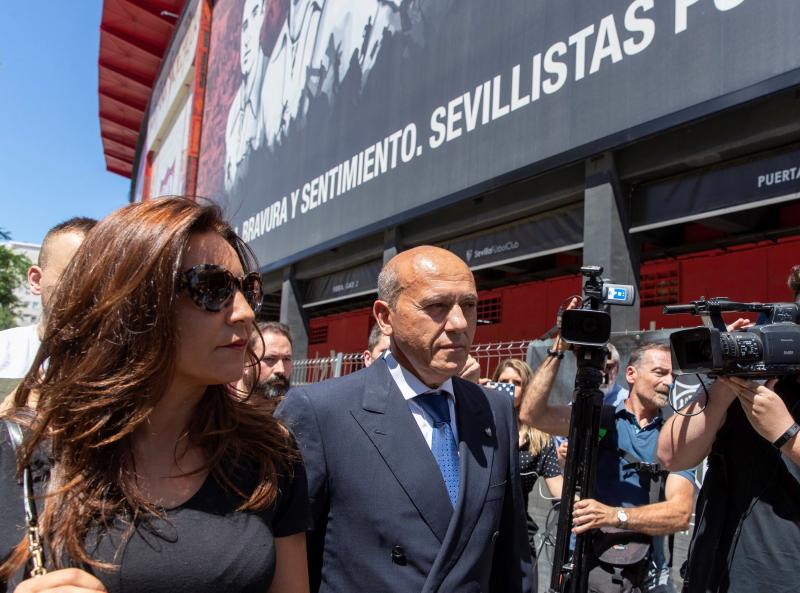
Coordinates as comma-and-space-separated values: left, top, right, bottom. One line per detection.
178, 264, 263, 313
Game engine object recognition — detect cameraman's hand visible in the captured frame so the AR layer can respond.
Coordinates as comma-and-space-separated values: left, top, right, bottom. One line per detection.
726, 317, 754, 332
556, 441, 568, 468
14, 568, 106, 593
459, 355, 481, 384
553, 297, 581, 353
721, 377, 794, 444
571, 498, 616, 534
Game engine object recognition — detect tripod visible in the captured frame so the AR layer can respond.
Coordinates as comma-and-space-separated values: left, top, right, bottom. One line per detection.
548, 345, 607, 593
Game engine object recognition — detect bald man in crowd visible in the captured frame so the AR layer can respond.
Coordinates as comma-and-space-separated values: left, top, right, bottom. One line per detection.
0, 217, 96, 398
277, 246, 533, 593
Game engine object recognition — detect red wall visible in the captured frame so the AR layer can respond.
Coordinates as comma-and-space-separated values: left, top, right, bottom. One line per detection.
307, 308, 374, 358
308, 237, 800, 354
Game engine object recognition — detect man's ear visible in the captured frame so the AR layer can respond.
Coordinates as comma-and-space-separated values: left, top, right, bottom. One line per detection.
28, 265, 42, 296
625, 364, 636, 386
373, 300, 393, 336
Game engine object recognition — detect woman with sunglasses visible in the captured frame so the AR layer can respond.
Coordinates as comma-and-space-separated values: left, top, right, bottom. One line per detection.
0, 198, 309, 593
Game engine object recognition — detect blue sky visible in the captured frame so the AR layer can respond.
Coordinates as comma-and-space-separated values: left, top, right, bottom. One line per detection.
0, 2, 131, 245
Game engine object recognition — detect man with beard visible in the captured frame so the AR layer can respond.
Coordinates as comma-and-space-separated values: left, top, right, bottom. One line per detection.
521, 341, 694, 593
247, 321, 293, 399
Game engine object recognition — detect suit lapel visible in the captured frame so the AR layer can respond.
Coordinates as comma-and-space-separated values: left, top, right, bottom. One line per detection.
351, 361, 453, 542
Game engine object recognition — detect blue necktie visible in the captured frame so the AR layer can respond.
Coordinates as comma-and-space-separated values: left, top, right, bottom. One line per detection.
416, 390, 460, 507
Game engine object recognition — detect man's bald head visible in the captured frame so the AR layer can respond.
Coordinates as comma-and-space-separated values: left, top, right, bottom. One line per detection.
377, 246, 473, 310
29, 217, 97, 321
38, 217, 97, 269
374, 246, 477, 387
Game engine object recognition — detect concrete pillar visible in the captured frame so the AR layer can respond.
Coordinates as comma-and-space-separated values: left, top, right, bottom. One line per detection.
280, 266, 309, 359
583, 153, 640, 332
383, 226, 401, 266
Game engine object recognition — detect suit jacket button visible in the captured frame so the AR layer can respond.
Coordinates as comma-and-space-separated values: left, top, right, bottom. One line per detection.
391, 545, 407, 565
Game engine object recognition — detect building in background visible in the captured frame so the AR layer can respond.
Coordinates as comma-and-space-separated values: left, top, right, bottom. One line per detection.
1, 241, 41, 327
100, 0, 800, 358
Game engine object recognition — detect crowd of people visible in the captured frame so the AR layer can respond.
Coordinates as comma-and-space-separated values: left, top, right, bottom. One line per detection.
0, 196, 798, 593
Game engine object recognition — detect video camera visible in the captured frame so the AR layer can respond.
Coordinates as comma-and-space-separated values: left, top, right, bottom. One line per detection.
560, 266, 636, 347
665, 298, 800, 377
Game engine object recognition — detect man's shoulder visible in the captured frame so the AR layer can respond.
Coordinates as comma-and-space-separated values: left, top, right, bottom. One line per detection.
0, 325, 40, 379
285, 365, 372, 406
0, 324, 37, 341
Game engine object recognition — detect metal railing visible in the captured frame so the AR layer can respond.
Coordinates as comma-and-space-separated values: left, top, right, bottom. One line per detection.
470, 340, 532, 379
291, 352, 367, 385
291, 340, 536, 386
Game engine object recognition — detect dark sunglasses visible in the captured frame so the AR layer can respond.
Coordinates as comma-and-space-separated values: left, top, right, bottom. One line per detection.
178, 264, 263, 313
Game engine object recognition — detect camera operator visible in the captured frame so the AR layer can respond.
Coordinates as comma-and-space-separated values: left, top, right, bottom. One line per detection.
520, 306, 694, 593
657, 371, 800, 592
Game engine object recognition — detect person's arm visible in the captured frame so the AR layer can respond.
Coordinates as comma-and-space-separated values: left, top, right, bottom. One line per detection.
12, 568, 105, 593
518, 334, 571, 436
544, 475, 563, 499
779, 428, 800, 468
537, 438, 564, 498
571, 473, 693, 536
724, 377, 800, 467
275, 389, 328, 527
0, 389, 16, 415
657, 379, 736, 471
268, 532, 310, 593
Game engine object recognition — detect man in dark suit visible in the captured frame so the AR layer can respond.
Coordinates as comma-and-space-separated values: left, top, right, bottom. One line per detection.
276, 246, 533, 593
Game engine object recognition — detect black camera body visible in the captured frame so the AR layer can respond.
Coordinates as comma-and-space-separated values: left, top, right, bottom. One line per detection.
561, 266, 635, 347
666, 298, 800, 377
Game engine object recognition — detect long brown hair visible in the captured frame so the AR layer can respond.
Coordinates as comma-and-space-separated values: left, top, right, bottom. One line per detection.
493, 358, 551, 456
1, 198, 296, 574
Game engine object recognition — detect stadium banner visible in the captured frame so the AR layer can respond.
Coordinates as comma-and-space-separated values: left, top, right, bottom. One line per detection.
441, 205, 583, 270
195, 0, 800, 271
632, 146, 800, 232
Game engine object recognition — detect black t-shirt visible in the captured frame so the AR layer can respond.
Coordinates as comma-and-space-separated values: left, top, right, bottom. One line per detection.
686, 376, 800, 593
0, 428, 309, 593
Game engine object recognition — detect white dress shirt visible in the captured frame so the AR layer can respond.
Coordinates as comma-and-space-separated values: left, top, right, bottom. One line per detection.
0, 324, 40, 378
384, 350, 459, 450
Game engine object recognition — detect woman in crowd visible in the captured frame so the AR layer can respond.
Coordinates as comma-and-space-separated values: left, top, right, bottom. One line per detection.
492, 358, 563, 559
0, 198, 309, 593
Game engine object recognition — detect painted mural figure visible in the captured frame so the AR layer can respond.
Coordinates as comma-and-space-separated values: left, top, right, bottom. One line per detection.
260, 0, 403, 149
224, 0, 269, 192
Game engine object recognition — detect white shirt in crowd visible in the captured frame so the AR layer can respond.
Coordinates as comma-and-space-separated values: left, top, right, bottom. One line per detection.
0, 324, 40, 378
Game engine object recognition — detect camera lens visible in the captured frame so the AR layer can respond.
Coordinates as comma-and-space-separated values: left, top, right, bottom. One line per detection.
581, 318, 599, 333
